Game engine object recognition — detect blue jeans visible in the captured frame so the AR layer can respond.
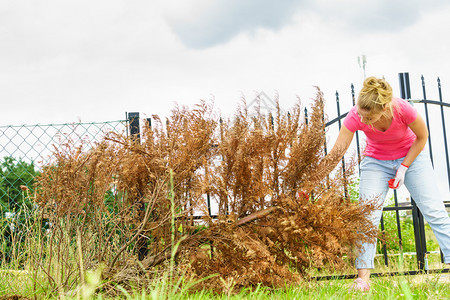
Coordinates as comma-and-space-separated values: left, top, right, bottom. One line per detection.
356, 151, 450, 269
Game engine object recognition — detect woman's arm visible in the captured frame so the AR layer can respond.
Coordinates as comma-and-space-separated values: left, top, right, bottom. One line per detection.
402, 114, 428, 167
309, 125, 354, 186
330, 125, 355, 158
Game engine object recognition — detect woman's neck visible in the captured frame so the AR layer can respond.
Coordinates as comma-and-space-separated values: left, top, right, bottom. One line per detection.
372, 111, 393, 131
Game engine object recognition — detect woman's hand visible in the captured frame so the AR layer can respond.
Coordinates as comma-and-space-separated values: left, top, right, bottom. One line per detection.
389, 163, 408, 189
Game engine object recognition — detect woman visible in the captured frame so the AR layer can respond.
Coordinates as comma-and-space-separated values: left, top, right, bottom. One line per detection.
325, 76, 450, 292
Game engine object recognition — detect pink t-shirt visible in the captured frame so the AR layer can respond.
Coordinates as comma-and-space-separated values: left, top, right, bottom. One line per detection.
343, 97, 418, 160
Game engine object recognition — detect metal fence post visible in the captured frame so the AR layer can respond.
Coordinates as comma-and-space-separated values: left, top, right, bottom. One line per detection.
127, 112, 148, 261
398, 73, 427, 270
399, 72, 411, 100
127, 112, 141, 141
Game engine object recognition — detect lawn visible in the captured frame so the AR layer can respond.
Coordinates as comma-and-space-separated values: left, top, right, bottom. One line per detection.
1, 257, 449, 299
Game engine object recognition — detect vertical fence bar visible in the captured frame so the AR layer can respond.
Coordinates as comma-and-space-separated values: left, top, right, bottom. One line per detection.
351, 84, 361, 173
318, 106, 330, 188
380, 215, 389, 266
304, 108, 308, 125
412, 203, 427, 270
207, 194, 212, 217
437, 77, 450, 263
336, 91, 342, 130
389, 76, 405, 255
421, 76, 434, 165
398, 73, 426, 270
393, 190, 403, 252
322, 110, 327, 156
336, 91, 348, 199
437, 77, 450, 189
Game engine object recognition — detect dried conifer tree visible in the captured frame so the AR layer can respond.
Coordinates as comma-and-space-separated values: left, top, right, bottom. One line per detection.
31, 91, 379, 295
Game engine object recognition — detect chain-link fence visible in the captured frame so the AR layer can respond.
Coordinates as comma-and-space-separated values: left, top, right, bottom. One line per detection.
0, 120, 128, 212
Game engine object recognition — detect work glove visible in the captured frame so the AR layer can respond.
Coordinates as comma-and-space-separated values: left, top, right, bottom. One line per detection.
297, 190, 310, 201
388, 163, 409, 189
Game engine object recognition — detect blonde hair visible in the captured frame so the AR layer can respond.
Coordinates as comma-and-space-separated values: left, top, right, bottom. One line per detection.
358, 76, 393, 115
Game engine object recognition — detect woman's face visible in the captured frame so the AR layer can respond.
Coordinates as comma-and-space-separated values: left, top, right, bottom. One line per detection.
356, 106, 384, 125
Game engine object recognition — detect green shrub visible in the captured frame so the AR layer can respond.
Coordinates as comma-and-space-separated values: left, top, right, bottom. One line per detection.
0, 157, 38, 265
0, 156, 37, 211
377, 203, 439, 255
377, 211, 416, 253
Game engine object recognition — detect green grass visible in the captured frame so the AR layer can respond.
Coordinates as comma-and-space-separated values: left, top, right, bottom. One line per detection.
2, 227, 448, 299
1, 266, 449, 299
2, 179, 448, 299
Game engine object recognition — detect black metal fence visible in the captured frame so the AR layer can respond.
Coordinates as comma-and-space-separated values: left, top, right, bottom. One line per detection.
1, 73, 449, 278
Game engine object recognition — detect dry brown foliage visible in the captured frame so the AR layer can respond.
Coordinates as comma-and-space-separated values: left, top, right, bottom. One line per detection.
31, 91, 379, 295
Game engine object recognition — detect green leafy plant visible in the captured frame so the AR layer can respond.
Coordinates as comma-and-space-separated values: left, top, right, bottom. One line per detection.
377, 211, 415, 254
0, 156, 37, 211
0, 157, 38, 265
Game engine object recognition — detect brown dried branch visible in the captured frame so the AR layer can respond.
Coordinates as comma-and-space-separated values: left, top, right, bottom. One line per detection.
235, 206, 281, 226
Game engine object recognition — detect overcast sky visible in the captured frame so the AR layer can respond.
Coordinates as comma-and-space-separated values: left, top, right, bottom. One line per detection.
1, 0, 450, 125
1, 0, 450, 198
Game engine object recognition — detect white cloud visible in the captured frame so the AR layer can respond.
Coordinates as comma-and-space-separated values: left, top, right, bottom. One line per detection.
163, 0, 450, 49
164, 0, 303, 49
